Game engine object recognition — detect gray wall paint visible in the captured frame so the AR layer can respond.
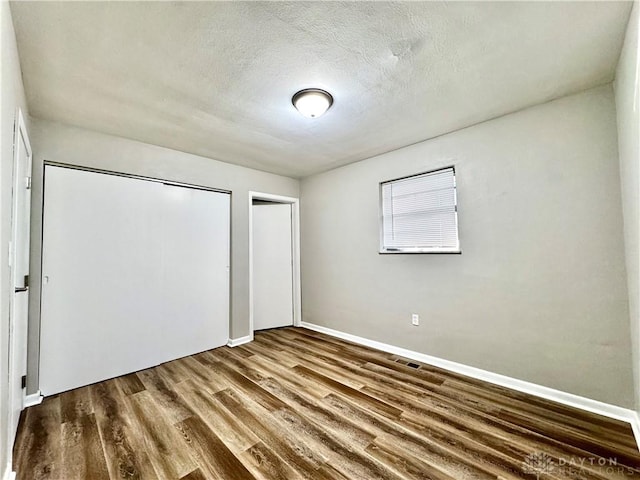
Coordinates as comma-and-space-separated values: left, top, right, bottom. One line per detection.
301, 85, 634, 407
1, 2, 31, 477
615, 1, 640, 413
27, 119, 299, 394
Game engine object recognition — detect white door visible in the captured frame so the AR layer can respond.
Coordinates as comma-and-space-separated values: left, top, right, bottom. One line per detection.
40, 166, 230, 395
8, 110, 31, 451
157, 183, 231, 361
252, 203, 293, 331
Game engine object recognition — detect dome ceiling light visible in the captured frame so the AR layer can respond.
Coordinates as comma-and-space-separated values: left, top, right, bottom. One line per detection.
292, 88, 333, 118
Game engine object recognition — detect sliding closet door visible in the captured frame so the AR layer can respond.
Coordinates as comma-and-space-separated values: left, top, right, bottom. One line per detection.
159, 183, 230, 359
40, 166, 230, 395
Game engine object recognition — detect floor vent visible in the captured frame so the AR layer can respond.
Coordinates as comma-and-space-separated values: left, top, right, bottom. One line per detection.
407, 362, 420, 369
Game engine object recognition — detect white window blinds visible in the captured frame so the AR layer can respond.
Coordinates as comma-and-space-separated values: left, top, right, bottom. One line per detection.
380, 167, 459, 253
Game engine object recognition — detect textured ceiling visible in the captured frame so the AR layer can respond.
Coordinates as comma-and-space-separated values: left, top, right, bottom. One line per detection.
10, 1, 632, 177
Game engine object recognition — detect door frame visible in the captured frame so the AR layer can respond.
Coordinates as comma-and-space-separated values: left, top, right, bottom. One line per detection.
7, 108, 32, 476
248, 191, 301, 341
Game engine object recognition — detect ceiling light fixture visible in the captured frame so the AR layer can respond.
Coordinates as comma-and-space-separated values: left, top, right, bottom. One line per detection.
292, 88, 333, 118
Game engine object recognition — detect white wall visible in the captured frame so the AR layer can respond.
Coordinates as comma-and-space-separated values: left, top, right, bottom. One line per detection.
1, 2, 31, 478
26, 119, 299, 394
615, 1, 640, 414
301, 85, 634, 408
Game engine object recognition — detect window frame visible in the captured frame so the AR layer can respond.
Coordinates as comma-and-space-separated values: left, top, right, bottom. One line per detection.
379, 166, 461, 255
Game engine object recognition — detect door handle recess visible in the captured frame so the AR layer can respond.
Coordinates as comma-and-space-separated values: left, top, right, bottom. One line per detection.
15, 286, 28, 293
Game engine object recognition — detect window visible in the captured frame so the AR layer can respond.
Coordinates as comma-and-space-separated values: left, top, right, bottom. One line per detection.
380, 166, 460, 253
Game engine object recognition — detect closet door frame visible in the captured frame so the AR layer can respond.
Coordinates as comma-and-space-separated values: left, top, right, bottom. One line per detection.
42, 161, 230, 195
38, 161, 231, 395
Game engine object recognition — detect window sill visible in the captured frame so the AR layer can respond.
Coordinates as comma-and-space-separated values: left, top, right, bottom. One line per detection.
379, 249, 462, 255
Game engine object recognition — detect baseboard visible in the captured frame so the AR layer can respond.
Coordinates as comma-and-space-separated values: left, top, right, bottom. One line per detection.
24, 390, 43, 407
3, 469, 16, 480
630, 411, 640, 450
227, 335, 252, 348
299, 321, 640, 448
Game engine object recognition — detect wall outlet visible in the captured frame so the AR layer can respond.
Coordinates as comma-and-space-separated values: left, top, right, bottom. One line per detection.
411, 313, 419, 326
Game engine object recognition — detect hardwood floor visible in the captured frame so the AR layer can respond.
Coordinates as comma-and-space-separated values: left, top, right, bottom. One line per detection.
14, 327, 640, 479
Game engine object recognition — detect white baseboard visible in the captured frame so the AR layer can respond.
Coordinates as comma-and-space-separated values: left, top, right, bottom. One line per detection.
227, 335, 252, 348
299, 321, 640, 449
24, 390, 43, 407
3, 469, 16, 480
630, 411, 640, 450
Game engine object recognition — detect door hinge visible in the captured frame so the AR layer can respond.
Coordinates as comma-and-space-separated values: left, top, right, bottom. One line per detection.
21, 375, 26, 389
25, 176, 31, 190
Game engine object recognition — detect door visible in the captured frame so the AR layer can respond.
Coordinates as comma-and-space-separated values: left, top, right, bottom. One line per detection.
40, 166, 230, 395
252, 202, 293, 330
8, 109, 32, 447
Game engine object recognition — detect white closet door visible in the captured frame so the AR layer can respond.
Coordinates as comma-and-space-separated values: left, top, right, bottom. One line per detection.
40, 166, 229, 395
159, 183, 230, 358
253, 203, 293, 331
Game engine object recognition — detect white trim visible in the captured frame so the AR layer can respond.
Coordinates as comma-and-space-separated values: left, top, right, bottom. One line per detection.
248, 191, 302, 340
630, 411, 640, 450
24, 391, 43, 407
299, 321, 640, 449
3, 470, 16, 480
227, 335, 252, 348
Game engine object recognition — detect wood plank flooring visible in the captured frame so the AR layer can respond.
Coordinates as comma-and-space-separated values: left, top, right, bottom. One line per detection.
14, 327, 640, 479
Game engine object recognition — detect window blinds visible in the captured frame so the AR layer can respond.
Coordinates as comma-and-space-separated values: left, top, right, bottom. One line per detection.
381, 167, 459, 252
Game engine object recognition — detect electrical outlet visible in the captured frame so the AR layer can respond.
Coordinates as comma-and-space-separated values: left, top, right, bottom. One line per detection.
411, 314, 419, 326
